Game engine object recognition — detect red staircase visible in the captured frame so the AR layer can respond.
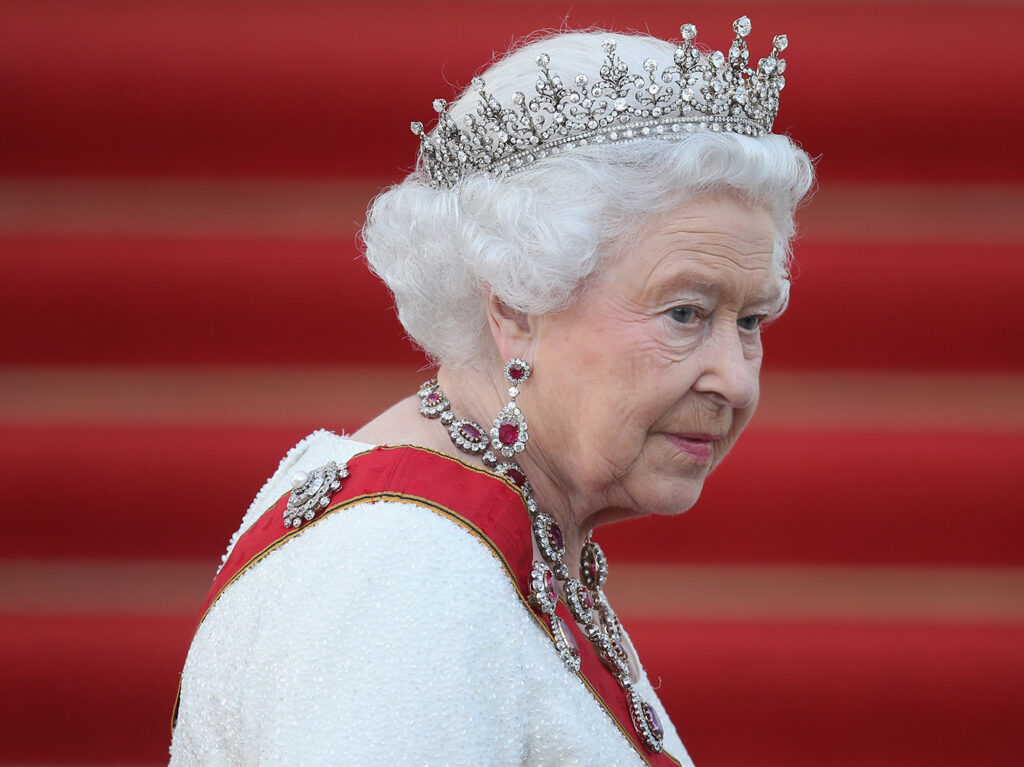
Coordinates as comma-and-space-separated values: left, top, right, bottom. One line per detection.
1, 2, 1022, 766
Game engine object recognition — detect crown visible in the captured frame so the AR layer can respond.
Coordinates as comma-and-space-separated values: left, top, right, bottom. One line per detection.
411, 16, 789, 188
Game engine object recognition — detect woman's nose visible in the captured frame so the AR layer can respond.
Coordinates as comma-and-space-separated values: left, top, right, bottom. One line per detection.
693, 323, 759, 409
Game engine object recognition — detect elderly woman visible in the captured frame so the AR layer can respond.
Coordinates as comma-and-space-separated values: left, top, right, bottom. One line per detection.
170, 17, 813, 767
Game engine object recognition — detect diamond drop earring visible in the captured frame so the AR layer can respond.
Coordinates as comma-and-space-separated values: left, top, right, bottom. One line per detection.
488, 358, 531, 462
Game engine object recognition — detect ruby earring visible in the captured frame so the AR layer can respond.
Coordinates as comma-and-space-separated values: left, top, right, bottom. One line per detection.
491, 358, 530, 461
417, 359, 533, 493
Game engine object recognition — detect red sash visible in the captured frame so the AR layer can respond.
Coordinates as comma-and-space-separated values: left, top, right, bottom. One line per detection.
175, 444, 682, 766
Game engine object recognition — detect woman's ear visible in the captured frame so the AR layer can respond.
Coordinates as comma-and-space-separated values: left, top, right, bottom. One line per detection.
484, 288, 536, 362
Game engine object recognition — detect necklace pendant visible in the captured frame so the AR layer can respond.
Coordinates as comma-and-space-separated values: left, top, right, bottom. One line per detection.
626, 687, 665, 753
447, 418, 489, 453
494, 461, 530, 493
418, 379, 449, 418
563, 577, 594, 624
533, 513, 566, 563
528, 561, 558, 615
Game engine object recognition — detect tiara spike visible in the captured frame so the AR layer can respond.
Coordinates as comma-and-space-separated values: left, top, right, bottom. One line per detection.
414, 17, 789, 188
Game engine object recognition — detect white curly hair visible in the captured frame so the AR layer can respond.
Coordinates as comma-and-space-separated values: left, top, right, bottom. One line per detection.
362, 31, 815, 366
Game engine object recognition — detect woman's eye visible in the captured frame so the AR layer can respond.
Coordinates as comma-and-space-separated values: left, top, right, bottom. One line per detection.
669, 306, 698, 324
738, 314, 763, 331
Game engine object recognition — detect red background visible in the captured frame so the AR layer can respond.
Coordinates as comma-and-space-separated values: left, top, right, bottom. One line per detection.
1, 2, 1021, 765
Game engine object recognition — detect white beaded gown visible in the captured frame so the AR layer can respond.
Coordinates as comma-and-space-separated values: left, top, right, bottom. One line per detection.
169, 430, 694, 767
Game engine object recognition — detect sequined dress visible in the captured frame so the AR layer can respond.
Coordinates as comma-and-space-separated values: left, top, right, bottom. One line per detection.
169, 430, 693, 766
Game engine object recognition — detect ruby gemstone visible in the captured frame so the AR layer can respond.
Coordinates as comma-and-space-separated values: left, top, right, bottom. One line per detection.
583, 560, 597, 585
461, 422, 481, 440
506, 467, 527, 487
549, 521, 564, 551
498, 419, 519, 446
544, 570, 556, 602
582, 589, 594, 610
508, 364, 525, 380
644, 702, 664, 741
425, 392, 441, 405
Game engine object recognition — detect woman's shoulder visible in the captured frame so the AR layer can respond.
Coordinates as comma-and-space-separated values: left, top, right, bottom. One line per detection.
220, 429, 374, 566
174, 458, 554, 763
215, 490, 525, 632
210, 430, 535, 653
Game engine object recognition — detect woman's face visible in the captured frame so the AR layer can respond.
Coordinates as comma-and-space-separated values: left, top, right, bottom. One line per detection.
526, 194, 780, 526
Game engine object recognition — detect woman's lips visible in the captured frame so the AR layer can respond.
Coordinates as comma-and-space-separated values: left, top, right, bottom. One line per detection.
666, 433, 719, 461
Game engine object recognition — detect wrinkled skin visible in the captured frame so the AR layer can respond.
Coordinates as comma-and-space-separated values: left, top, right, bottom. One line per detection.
488, 194, 781, 555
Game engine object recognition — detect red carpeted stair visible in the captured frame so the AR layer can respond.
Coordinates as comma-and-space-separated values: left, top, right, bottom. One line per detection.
1, 2, 1022, 766
1, 1, 1020, 183
633, 620, 1024, 767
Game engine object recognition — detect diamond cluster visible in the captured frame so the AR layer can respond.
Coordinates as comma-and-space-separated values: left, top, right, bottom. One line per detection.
283, 461, 349, 529
412, 16, 788, 188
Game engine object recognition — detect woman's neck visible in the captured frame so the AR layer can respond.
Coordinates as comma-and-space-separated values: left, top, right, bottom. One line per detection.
436, 364, 591, 576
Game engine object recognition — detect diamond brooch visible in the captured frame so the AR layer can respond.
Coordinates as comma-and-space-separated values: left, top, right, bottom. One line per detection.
283, 461, 349, 529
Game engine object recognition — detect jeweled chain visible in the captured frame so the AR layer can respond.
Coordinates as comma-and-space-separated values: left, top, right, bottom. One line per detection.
417, 372, 665, 752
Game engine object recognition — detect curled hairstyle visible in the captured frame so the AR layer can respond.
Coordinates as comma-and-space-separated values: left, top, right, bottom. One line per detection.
362, 31, 815, 366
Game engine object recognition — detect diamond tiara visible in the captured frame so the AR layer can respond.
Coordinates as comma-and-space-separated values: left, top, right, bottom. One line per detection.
411, 16, 788, 189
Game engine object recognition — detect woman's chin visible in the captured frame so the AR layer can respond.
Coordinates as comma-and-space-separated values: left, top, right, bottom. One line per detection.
630, 473, 706, 520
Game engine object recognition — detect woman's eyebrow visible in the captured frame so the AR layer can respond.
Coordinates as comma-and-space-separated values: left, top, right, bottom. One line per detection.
750, 286, 784, 309
641, 272, 718, 299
